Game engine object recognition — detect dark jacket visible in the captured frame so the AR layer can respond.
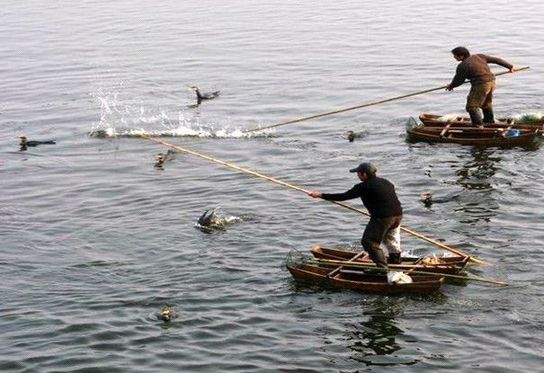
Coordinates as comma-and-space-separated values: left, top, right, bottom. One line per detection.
450, 54, 513, 88
322, 176, 402, 218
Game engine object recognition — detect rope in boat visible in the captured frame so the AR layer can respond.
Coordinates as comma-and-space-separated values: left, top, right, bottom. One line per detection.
142, 135, 485, 264
243, 66, 530, 133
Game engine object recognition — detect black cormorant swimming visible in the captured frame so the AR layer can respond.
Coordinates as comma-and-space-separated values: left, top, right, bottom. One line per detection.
19, 136, 56, 151
191, 86, 220, 105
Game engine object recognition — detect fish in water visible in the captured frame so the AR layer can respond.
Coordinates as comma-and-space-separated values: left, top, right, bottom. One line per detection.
154, 149, 176, 168
158, 305, 176, 322
19, 136, 56, 151
191, 86, 220, 105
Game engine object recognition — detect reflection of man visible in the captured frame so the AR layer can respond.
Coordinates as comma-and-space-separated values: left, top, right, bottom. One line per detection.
446, 46, 514, 127
307, 162, 403, 268
346, 299, 403, 362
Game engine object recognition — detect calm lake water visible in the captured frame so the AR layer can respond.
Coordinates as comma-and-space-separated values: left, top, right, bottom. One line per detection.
1, 0, 544, 372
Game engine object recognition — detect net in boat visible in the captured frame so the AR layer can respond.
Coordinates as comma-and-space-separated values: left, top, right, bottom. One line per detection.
285, 249, 311, 268
405, 117, 419, 130
514, 112, 543, 123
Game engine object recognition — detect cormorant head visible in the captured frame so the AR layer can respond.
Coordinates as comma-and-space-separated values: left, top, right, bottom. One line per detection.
154, 153, 166, 167
421, 193, 433, 206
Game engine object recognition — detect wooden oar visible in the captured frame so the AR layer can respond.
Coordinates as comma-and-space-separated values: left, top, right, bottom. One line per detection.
308, 258, 508, 286
142, 136, 485, 264
243, 66, 530, 133
326, 251, 366, 278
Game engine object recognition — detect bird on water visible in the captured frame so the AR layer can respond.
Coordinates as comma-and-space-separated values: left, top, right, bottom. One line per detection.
154, 149, 176, 169
191, 86, 220, 105
19, 136, 56, 151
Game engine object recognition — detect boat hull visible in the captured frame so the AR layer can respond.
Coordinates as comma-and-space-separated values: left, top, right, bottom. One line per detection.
287, 262, 444, 295
407, 124, 541, 146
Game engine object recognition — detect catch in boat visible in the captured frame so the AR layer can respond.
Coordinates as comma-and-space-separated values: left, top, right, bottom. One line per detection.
286, 260, 444, 295
419, 112, 544, 129
311, 246, 468, 275
407, 121, 542, 146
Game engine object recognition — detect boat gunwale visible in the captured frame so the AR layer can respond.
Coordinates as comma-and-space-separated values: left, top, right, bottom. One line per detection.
311, 246, 469, 273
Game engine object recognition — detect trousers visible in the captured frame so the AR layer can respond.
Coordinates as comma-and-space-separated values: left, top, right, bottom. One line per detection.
466, 81, 496, 112
361, 215, 402, 254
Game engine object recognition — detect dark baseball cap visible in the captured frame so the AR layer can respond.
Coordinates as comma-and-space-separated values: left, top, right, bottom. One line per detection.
349, 162, 377, 175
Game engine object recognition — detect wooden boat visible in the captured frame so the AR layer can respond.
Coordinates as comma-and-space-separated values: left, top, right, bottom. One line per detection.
311, 246, 469, 275
419, 112, 544, 130
287, 262, 444, 295
407, 123, 542, 146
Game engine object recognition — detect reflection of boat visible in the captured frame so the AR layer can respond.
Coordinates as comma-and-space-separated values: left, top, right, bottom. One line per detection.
287, 262, 444, 295
311, 246, 468, 275
419, 112, 544, 129
407, 123, 542, 146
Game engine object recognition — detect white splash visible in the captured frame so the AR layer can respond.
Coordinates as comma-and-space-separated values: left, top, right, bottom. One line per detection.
89, 86, 276, 139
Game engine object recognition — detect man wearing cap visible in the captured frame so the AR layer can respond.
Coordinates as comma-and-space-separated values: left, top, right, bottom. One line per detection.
308, 162, 403, 268
446, 46, 514, 126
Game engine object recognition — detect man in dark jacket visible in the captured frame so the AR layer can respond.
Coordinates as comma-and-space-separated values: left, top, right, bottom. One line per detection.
308, 162, 402, 268
446, 46, 514, 126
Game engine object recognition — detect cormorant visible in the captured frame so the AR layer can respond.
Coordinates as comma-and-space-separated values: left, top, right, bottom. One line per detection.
19, 136, 56, 151
197, 208, 219, 227
19, 136, 56, 147
191, 86, 220, 105
154, 149, 176, 169
420, 193, 433, 207
346, 130, 363, 142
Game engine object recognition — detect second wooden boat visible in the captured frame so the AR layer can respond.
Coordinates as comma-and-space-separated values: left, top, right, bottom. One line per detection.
311, 246, 469, 275
407, 123, 542, 146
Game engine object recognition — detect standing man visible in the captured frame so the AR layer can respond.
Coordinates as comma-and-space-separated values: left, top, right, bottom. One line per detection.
446, 46, 514, 126
307, 162, 403, 268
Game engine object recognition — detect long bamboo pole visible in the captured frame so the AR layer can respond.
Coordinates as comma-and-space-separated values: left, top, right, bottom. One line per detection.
142, 136, 485, 263
307, 257, 507, 286
244, 66, 530, 133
